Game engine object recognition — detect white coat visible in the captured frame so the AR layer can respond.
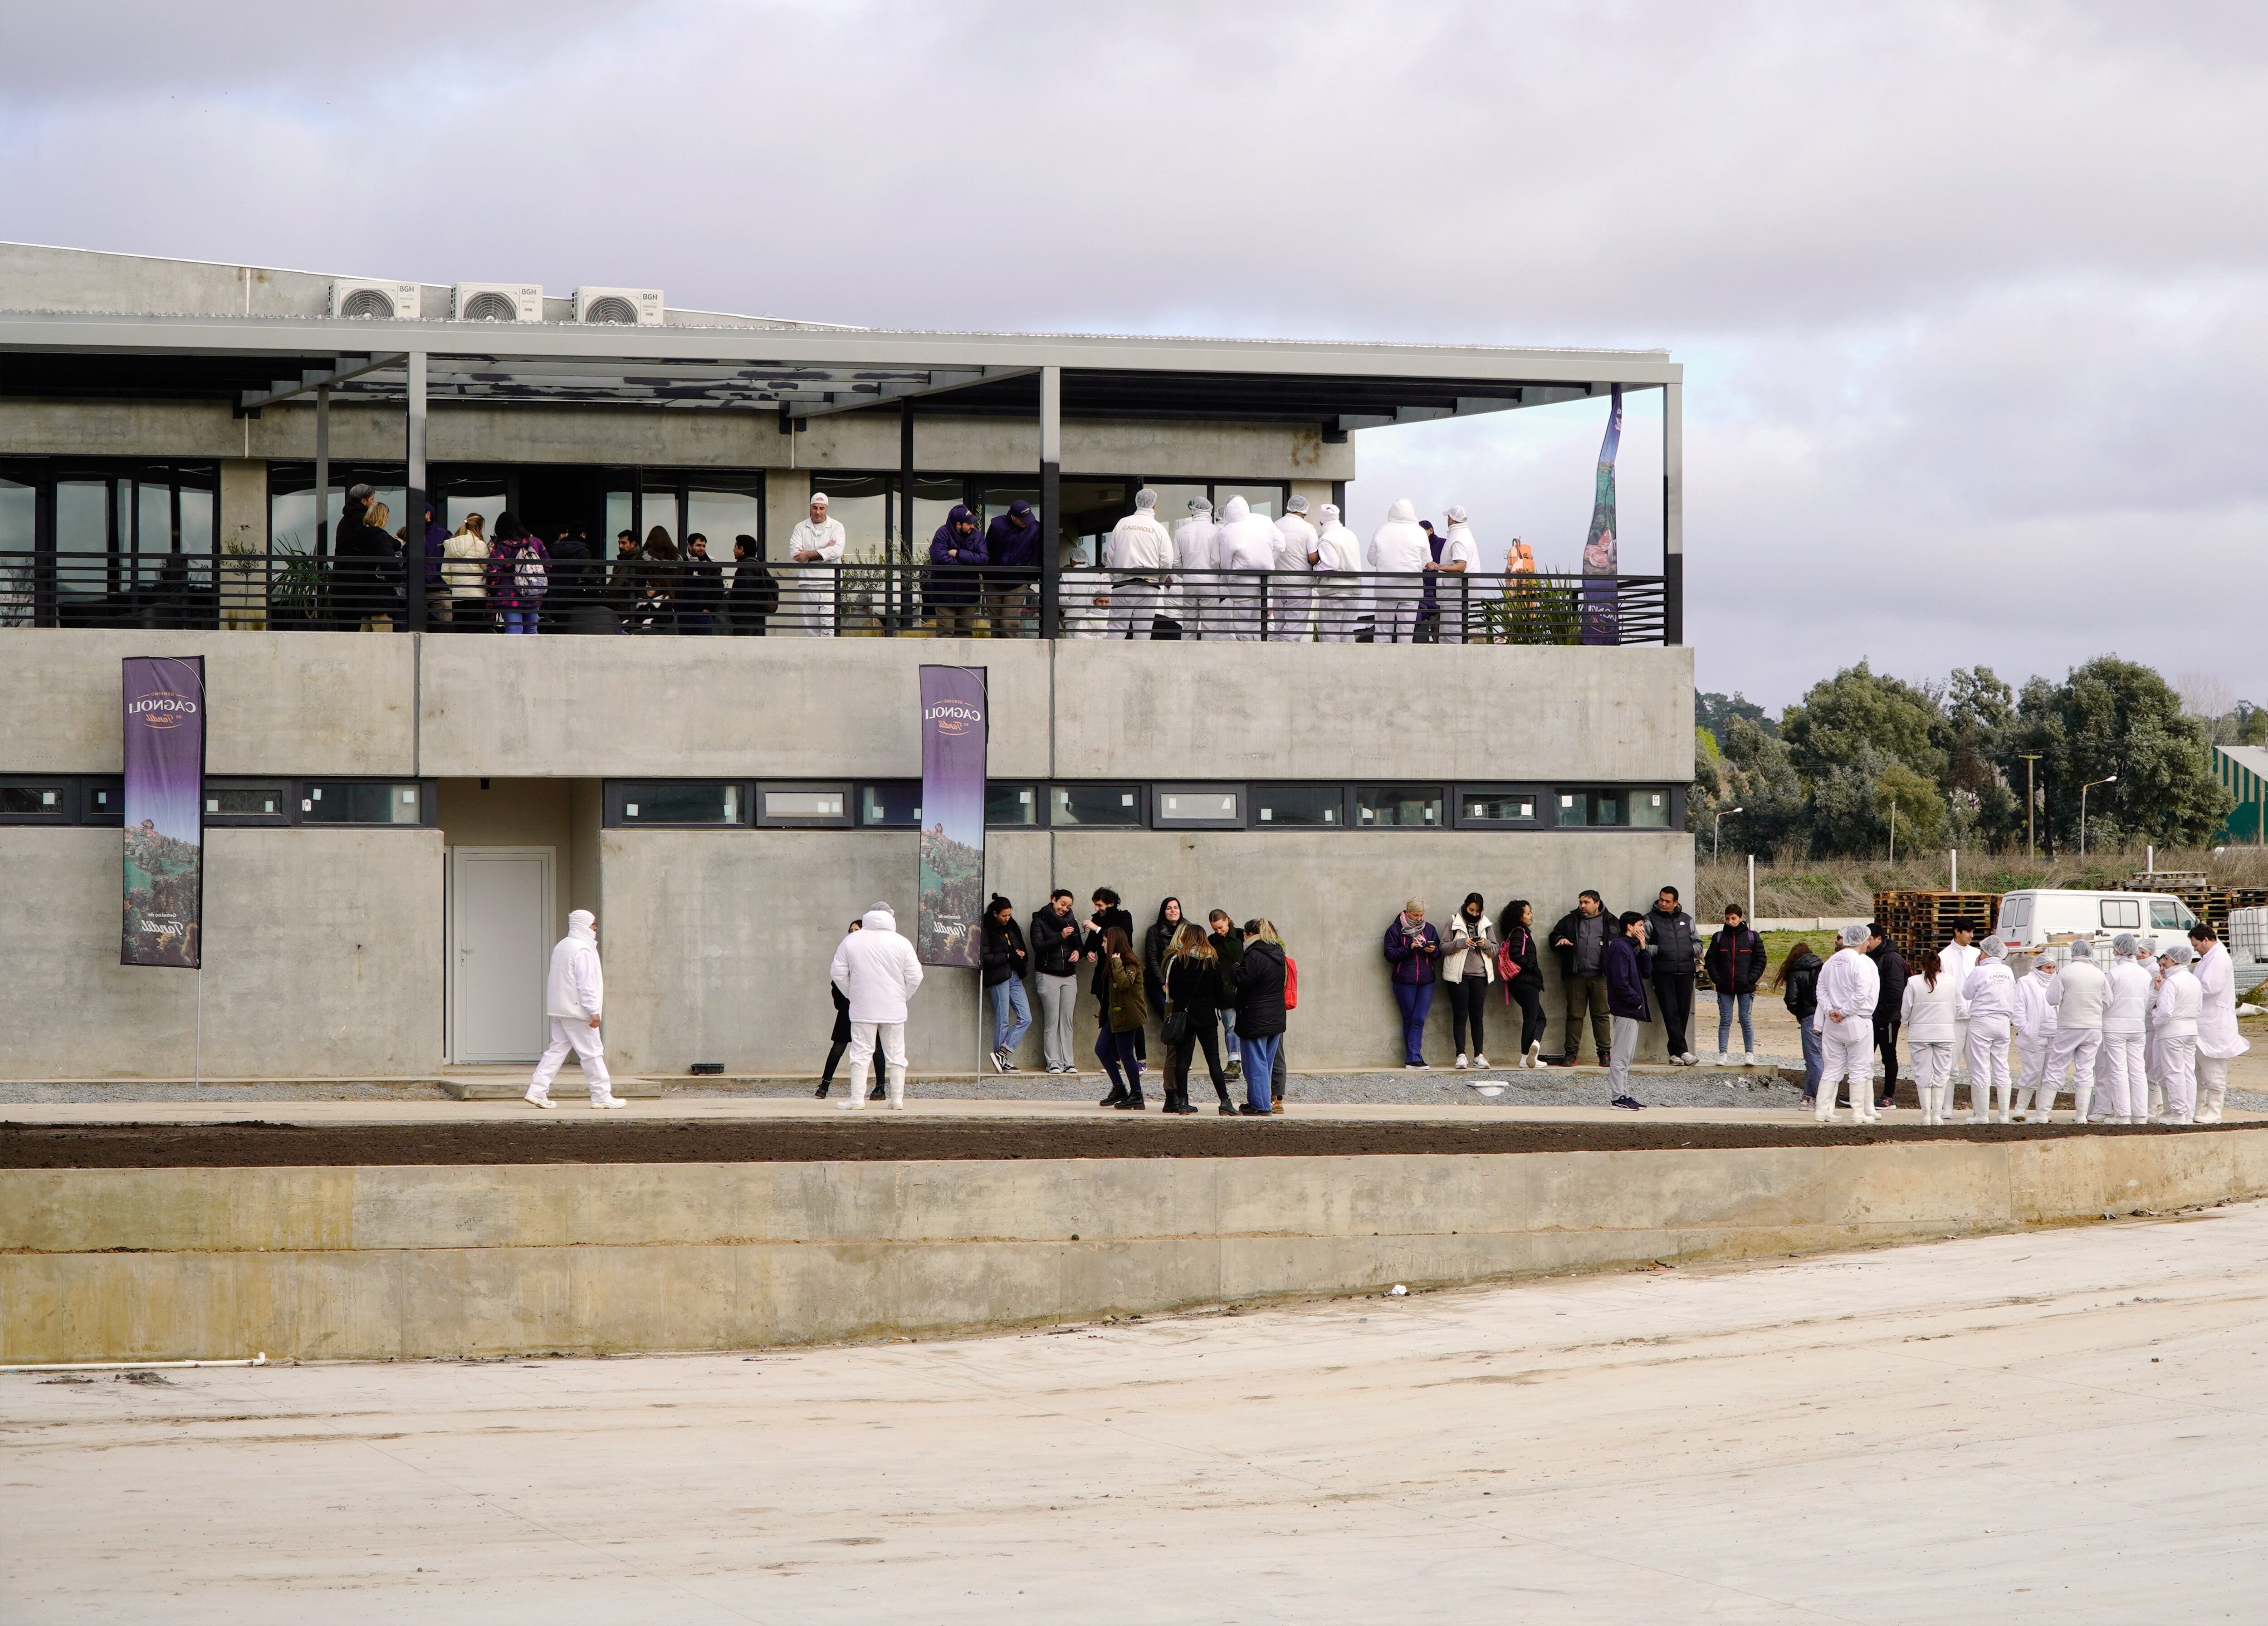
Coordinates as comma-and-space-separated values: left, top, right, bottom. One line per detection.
1214, 496, 1279, 572
2048, 960, 2108, 1028
1274, 514, 1320, 570
1313, 520, 1364, 574
546, 911, 604, 1020
1961, 959, 2017, 1023
2103, 959, 2154, 1033
2152, 967, 2201, 1037
1173, 516, 1220, 573
1442, 520, 1481, 571
2014, 967, 2058, 1047
2195, 943, 2251, 1060
1105, 510, 1174, 573
784, 514, 847, 635
1812, 946, 1880, 1033
1366, 500, 1431, 574
1941, 940, 1983, 1015
1899, 970, 1961, 1043
830, 908, 925, 1023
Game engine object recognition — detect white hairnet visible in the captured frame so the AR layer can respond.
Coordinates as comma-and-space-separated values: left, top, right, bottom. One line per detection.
1446, 504, 1468, 523
1320, 504, 1340, 522
1838, 923, 1871, 947
1285, 495, 1310, 514
1134, 488, 1158, 510
1188, 496, 1212, 514
1981, 935, 2009, 960
2068, 938, 2094, 960
2112, 933, 2137, 956
1388, 498, 1417, 522
2164, 941, 2194, 964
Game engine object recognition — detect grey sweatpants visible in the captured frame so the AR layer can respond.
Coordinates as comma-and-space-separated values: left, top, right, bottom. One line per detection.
1036, 973, 1080, 1071
1607, 1015, 1641, 1097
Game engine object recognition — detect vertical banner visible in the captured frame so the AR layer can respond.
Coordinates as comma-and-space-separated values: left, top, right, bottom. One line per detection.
917, 664, 988, 967
1581, 383, 1623, 646
120, 656, 206, 968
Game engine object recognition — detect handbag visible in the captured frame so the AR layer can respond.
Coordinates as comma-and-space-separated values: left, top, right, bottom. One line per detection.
1162, 1007, 1189, 1044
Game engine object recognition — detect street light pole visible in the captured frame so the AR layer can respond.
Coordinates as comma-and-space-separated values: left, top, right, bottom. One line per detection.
1713, 806, 1743, 862
2080, 774, 2118, 857
2020, 754, 2042, 858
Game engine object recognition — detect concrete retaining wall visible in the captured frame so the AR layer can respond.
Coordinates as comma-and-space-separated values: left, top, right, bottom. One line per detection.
5, 1132, 2261, 1364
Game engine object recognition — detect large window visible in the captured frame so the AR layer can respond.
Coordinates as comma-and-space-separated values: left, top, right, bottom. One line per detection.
0, 461, 222, 624
302, 781, 427, 825
1357, 786, 1445, 828
608, 781, 745, 827
1154, 785, 1244, 828
0, 778, 73, 823
1053, 784, 1144, 826
1458, 786, 1543, 828
1557, 788, 1677, 828
987, 784, 1040, 827
1253, 785, 1345, 828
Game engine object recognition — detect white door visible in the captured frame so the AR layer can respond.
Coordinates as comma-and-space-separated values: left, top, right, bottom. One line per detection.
448, 847, 554, 1063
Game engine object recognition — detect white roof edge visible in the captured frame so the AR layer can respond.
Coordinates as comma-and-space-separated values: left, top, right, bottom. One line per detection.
2219, 744, 2268, 775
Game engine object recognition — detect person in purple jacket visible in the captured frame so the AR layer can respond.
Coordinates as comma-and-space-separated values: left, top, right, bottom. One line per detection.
983, 499, 1042, 636
1603, 912, 1651, 1110
926, 504, 987, 637
1384, 899, 1442, 1068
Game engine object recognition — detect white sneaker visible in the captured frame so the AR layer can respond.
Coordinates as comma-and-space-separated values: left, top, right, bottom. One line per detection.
590, 1096, 626, 1110
1743, 1052, 1757, 1067
523, 1087, 554, 1110
1527, 1041, 1543, 1068
1472, 1054, 1489, 1070
1454, 1054, 1469, 1071
1715, 1052, 1730, 1067
836, 1100, 862, 1111
1681, 1052, 1700, 1067
888, 1101, 904, 1111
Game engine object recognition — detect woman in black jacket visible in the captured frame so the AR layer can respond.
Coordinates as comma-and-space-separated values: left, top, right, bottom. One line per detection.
1085, 888, 1141, 1103
1161, 922, 1229, 1116
1497, 898, 1548, 1068
1775, 940, 1824, 1102
979, 895, 1031, 1072
1704, 904, 1767, 1065
1142, 897, 1186, 1016
1229, 920, 1286, 1117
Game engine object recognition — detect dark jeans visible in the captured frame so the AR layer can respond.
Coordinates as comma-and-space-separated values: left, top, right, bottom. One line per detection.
1095, 1026, 1143, 1092
1394, 980, 1434, 1064
1168, 1014, 1228, 1100
1448, 977, 1488, 1057
1506, 979, 1547, 1055
1564, 973, 1611, 1062
1652, 970, 1696, 1056
1875, 1018, 1901, 1100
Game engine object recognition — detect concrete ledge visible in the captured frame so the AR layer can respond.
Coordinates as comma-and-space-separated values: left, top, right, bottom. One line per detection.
6, 1134, 2265, 1363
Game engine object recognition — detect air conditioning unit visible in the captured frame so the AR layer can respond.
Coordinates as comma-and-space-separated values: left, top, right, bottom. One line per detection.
451, 282, 543, 323
329, 279, 422, 320
572, 286, 665, 326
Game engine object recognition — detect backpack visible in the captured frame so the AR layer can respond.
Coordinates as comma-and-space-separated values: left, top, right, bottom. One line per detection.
1495, 929, 1524, 984
515, 552, 548, 598
1283, 954, 1298, 1011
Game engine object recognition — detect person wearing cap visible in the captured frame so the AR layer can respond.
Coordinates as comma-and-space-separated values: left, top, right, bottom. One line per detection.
925, 504, 987, 637
1812, 922, 1881, 1124
2153, 941, 2204, 1123
1960, 936, 2019, 1123
1171, 496, 1221, 637
1270, 495, 1320, 642
1104, 489, 1176, 640
2100, 934, 2155, 1124
2043, 938, 2108, 1122
785, 492, 846, 637
525, 911, 626, 1110
330, 481, 395, 630
984, 499, 1044, 636
1436, 505, 1482, 642
1311, 502, 1366, 642
2190, 922, 2248, 1124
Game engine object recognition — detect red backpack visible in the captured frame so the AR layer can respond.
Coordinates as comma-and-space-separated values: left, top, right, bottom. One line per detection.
1284, 955, 1299, 1010
1495, 928, 1527, 984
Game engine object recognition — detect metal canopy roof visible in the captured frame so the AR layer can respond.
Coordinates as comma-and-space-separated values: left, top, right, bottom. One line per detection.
0, 309, 1676, 428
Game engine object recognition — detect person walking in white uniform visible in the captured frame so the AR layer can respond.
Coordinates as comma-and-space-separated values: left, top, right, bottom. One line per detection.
526, 910, 625, 1110
1900, 947, 1962, 1125
1960, 936, 2019, 1123
1941, 923, 1983, 1109
1270, 495, 1320, 642
1172, 496, 1221, 637
1436, 505, 1482, 642
1311, 503, 1366, 642
1213, 495, 1279, 641
2099, 934, 2154, 1124
2189, 925, 2248, 1124
2152, 941, 2203, 1123
2011, 952, 2059, 1121
784, 492, 847, 637
1813, 923, 1881, 1124
1367, 499, 1431, 644
829, 904, 926, 1110
1105, 488, 1176, 640
2043, 938, 2108, 1122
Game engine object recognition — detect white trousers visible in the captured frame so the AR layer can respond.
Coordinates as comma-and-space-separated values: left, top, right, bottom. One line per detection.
1110, 579, 1165, 640
1315, 587, 1364, 643
530, 1018, 612, 1102
2160, 1034, 2198, 1123
2195, 1054, 2229, 1125
1371, 579, 1422, 643
2014, 1040, 2049, 1116
789, 573, 836, 637
1217, 580, 1264, 642
843, 1019, 908, 1108
1266, 580, 1313, 642
1817, 1021, 1875, 1121
2099, 1031, 2147, 1121
1909, 1039, 1957, 1123
2047, 1026, 2104, 1121
1965, 1018, 2013, 1121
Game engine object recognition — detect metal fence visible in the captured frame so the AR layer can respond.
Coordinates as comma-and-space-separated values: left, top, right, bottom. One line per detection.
0, 554, 1668, 645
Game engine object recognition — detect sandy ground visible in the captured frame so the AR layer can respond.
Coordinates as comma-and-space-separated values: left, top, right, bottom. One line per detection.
8, 1203, 2268, 1622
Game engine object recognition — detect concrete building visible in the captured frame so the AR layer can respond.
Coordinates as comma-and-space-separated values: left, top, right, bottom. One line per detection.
0, 243, 1693, 1079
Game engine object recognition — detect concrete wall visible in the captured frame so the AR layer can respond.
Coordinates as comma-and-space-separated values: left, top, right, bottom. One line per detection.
436, 779, 580, 937
0, 827, 441, 1080
5, 1131, 2262, 1362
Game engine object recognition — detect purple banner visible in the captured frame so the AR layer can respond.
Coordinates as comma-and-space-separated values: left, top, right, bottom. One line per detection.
917, 665, 987, 967
121, 656, 205, 968
1581, 382, 1623, 646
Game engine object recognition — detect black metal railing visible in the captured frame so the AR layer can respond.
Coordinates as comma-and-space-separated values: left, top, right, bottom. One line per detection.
0, 554, 1668, 645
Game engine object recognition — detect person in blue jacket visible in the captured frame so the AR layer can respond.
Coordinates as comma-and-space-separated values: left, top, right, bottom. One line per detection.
1603, 911, 1652, 1110
927, 504, 987, 637
983, 499, 1043, 635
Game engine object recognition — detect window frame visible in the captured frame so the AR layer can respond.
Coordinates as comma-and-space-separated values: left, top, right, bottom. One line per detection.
754, 781, 855, 829
985, 782, 1043, 828
1049, 783, 1147, 829
1354, 784, 1448, 830
1453, 783, 1547, 830
605, 779, 752, 829
0, 775, 76, 825
1250, 784, 1351, 831
1149, 783, 1247, 831
294, 779, 438, 828
202, 779, 294, 827
857, 779, 924, 829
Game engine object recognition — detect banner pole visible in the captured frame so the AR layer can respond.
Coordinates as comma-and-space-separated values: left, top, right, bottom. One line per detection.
193, 965, 204, 1093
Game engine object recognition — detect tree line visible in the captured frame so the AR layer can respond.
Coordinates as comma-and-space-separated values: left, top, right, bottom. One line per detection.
1691, 656, 2251, 859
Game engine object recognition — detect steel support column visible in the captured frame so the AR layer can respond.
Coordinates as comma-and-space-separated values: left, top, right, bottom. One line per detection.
405, 352, 428, 632
1662, 379, 1683, 646
313, 384, 330, 558
1039, 364, 1061, 640
898, 397, 915, 634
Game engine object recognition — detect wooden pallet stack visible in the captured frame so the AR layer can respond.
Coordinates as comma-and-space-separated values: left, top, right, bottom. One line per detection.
2127, 876, 2268, 941
1872, 890, 2004, 953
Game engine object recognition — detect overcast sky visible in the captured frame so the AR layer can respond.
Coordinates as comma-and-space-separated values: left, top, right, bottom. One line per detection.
4, 1, 2260, 710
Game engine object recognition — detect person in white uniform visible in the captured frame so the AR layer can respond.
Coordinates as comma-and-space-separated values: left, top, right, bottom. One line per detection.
526, 910, 625, 1110
1311, 503, 1366, 642
2098, 934, 2154, 1124
1103, 488, 1176, 640
2190, 924, 2250, 1124
1268, 495, 1320, 642
1813, 923, 1882, 1124
1213, 495, 1280, 641
2011, 951, 2059, 1121
1172, 496, 1221, 637
1960, 935, 2019, 1124
1940, 923, 1983, 1110
2152, 941, 2203, 1123
785, 492, 846, 637
1900, 946, 1963, 1125
2043, 938, 2108, 1122
828, 904, 926, 1110
1436, 505, 1483, 643
1367, 498, 1431, 644
2143, 939, 2170, 1119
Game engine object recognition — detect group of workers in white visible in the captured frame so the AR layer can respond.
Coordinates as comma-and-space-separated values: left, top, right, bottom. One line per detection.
1074, 489, 1498, 642
1810, 919, 2248, 1127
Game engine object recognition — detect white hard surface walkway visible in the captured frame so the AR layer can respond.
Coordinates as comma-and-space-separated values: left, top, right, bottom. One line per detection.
7, 1198, 2268, 1621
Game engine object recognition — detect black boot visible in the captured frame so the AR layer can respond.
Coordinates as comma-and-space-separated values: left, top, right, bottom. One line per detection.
1114, 1081, 1147, 1110
1216, 1086, 1236, 1116
814, 1079, 831, 1098
1172, 1087, 1198, 1116
868, 1079, 886, 1101
1098, 1080, 1128, 1107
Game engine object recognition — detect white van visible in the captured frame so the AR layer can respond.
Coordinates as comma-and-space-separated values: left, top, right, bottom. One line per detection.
1993, 888, 2198, 950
